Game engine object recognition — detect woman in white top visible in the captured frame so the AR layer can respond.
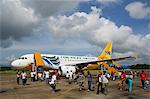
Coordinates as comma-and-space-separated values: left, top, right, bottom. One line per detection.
49, 72, 57, 92
101, 72, 109, 94
30, 71, 35, 82
21, 70, 27, 85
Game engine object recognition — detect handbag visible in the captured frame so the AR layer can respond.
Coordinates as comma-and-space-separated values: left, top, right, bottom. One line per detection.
145, 80, 149, 85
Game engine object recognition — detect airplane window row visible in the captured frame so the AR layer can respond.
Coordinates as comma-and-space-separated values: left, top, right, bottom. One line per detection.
62, 59, 86, 61
60, 56, 92, 60
19, 57, 27, 59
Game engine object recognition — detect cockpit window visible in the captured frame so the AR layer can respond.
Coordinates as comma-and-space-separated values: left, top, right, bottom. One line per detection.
25, 57, 27, 59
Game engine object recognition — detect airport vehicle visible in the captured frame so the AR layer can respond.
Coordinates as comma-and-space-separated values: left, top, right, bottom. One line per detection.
11, 42, 135, 75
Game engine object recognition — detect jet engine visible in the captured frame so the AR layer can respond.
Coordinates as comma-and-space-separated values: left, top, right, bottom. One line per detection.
59, 66, 77, 76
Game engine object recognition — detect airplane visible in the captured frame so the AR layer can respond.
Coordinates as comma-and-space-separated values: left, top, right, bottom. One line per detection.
11, 42, 135, 75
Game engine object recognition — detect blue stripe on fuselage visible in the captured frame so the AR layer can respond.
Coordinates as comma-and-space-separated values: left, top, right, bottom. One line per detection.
42, 58, 52, 65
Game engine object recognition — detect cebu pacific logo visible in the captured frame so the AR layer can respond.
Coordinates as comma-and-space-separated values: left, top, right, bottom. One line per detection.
105, 51, 111, 55
42, 56, 60, 65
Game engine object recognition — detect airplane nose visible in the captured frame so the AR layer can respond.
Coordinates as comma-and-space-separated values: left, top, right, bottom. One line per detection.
11, 61, 17, 67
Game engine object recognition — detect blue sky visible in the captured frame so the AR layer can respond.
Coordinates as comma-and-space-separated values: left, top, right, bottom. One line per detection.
1, 0, 150, 65
74, 0, 150, 34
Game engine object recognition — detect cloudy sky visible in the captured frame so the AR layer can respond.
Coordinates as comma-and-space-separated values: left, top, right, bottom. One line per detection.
0, 0, 150, 66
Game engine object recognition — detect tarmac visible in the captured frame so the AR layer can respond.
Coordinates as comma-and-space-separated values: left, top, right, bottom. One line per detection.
0, 74, 150, 99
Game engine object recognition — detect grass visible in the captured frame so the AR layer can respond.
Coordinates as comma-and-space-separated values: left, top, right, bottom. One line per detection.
0, 70, 31, 75
0, 70, 16, 75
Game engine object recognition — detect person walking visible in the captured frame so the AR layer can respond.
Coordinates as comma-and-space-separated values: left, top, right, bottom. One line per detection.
78, 71, 85, 91
87, 71, 93, 91
140, 70, 148, 89
69, 70, 73, 84
16, 71, 21, 85
101, 72, 109, 95
96, 72, 102, 94
30, 71, 35, 82
44, 70, 50, 84
128, 73, 133, 95
38, 72, 43, 81
21, 70, 27, 85
66, 71, 69, 79
49, 72, 57, 92
118, 71, 126, 91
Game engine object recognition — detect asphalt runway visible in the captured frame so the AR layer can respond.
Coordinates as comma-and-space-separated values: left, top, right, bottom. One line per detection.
0, 74, 149, 99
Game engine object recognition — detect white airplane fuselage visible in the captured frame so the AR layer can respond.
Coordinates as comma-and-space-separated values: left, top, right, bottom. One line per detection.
10, 42, 134, 75
11, 54, 97, 69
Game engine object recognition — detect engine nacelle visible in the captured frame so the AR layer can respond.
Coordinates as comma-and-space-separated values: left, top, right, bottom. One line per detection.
59, 66, 76, 76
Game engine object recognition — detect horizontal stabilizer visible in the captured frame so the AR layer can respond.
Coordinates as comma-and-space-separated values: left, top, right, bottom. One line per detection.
102, 62, 118, 73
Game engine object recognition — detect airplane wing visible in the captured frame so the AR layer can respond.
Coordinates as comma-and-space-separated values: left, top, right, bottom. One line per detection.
68, 56, 136, 68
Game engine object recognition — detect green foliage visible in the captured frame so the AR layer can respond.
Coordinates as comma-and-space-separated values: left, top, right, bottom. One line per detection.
0, 67, 12, 71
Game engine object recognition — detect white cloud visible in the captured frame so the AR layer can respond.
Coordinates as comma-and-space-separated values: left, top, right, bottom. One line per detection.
125, 1, 150, 19
6, 55, 17, 62
47, 6, 150, 64
1, 0, 82, 48
1, 0, 39, 48
21, 0, 82, 18
145, 34, 150, 40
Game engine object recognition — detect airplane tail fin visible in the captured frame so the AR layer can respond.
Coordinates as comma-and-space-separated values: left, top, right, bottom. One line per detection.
97, 41, 112, 60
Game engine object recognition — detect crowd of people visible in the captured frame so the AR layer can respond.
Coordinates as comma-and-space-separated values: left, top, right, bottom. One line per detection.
16, 69, 149, 95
